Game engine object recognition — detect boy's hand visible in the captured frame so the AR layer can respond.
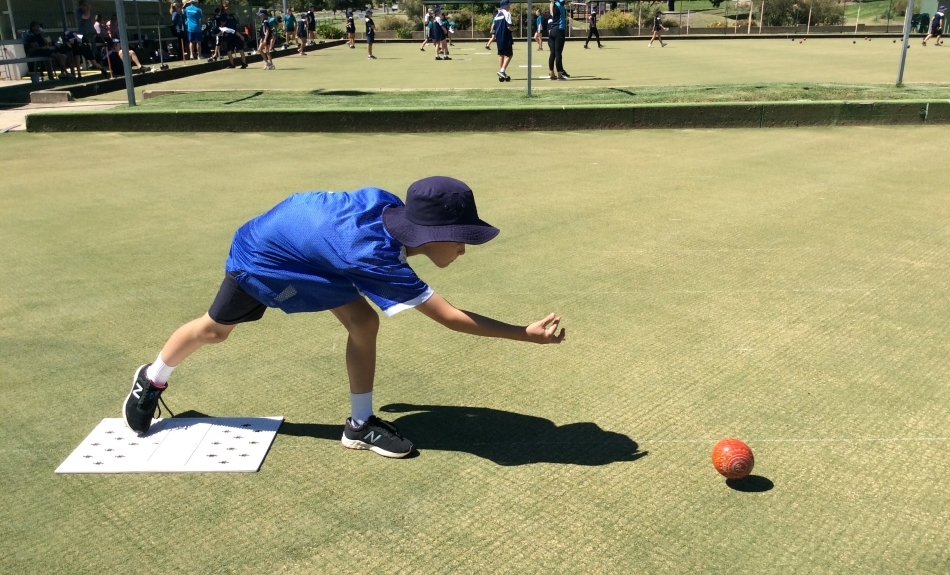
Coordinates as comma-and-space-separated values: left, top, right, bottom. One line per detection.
526, 313, 565, 344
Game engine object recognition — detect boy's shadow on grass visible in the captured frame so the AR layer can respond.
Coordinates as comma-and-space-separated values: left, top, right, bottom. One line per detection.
176, 406, 646, 466
275, 404, 647, 466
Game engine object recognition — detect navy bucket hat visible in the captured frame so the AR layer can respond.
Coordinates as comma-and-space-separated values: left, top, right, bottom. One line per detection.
383, 176, 500, 247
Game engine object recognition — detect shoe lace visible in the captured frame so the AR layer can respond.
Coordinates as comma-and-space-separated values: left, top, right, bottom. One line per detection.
157, 394, 176, 420
369, 416, 403, 438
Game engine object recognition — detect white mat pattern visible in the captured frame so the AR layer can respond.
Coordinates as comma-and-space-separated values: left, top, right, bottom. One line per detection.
56, 417, 283, 474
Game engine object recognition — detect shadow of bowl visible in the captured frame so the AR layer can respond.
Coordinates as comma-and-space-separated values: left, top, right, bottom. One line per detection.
726, 475, 774, 492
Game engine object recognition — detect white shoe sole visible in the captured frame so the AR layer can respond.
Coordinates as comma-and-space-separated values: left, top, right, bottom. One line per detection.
341, 436, 412, 458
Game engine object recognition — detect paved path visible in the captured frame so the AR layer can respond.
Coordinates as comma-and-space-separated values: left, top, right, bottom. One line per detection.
0, 100, 125, 132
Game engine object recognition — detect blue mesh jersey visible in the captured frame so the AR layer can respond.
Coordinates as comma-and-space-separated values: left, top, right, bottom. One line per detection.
225, 188, 434, 317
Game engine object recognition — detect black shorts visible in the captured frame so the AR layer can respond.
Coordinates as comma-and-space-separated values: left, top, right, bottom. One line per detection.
931, 25, 942, 35
208, 272, 268, 325
497, 44, 513, 57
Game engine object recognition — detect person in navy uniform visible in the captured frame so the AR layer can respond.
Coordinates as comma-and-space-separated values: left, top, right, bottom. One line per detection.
923, 6, 945, 46
122, 177, 566, 459
365, 10, 376, 59
346, 10, 356, 49
648, 9, 667, 47
491, 0, 514, 79
433, 7, 450, 60
257, 8, 276, 69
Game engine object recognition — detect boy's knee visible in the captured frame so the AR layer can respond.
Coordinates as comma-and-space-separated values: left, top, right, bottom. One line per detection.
340, 305, 380, 336
197, 322, 233, 344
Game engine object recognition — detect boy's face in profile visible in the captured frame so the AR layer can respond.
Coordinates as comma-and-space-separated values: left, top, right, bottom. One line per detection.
417, 241, 465, 268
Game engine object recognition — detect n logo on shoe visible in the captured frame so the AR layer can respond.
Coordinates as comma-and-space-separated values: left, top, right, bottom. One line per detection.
132, 381, 144, 400
363, 431, 381, 444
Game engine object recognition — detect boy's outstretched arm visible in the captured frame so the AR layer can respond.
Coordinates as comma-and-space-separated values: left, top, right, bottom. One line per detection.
416, 292, 565, 344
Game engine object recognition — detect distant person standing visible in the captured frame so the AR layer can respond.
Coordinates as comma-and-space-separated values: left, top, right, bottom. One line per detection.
365, 9, 376, 59
648, 9, 667, 47
584, 4, 603, 49
257, 8, 275, 69
283, 9, 297, 47
548, 0, 568, 80
346, 10, 356, 49
307, 6, 317, 45
533, 9, 544, 51
668, 0, 675, 12
183, 0, 204, 59
432, 7, 447, 60
170, 3, 187, 59
923, 6, 945, 45
76, 0, 95, 46
296, 13, 308, 55
491, 0, 514, 80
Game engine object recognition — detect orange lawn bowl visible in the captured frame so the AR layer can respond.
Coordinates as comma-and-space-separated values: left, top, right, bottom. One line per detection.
711, 439, 754, 480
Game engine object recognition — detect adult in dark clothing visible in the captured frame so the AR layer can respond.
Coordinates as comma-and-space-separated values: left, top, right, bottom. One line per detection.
76, 0, 96, 44
584, 5, 603, 49
307, 6, 317, 45
59, 30, 105, 72
24, 22, 72, 78
923, 5, 945, 45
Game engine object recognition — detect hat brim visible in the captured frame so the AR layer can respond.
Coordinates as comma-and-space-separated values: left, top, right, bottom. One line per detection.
383, 206, 499, 248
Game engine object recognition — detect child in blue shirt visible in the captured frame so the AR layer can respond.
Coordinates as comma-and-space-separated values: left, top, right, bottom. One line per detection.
123, 177, 566, 459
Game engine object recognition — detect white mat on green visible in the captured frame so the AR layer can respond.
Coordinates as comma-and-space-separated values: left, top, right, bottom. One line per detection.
56, 417, 283, 474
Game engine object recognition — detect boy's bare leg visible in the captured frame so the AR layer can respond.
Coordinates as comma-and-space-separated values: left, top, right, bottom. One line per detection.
330, 298, 378, 394
160, 313, 236, 367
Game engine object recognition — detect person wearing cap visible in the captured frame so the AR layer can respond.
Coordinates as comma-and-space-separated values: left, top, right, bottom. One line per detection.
345, 10, 356, 49
183, 0, 204, 60
122, 177, 565, 459
489, 1, 513, 79
104, 37, 150, 77
923, 6, 946, 46
365, 10, 376, 59
257, 9, 276, 69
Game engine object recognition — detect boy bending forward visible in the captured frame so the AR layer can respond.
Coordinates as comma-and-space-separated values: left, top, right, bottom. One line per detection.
123, 177, 565, 458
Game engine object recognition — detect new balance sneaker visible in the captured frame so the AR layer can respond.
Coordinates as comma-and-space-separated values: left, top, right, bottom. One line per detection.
122, 364, 168, 436
341, 416, 414, 458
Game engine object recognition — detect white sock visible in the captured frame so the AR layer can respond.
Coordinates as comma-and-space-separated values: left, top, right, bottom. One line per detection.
145, 353, 175, 385
350, 391, 373, 427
